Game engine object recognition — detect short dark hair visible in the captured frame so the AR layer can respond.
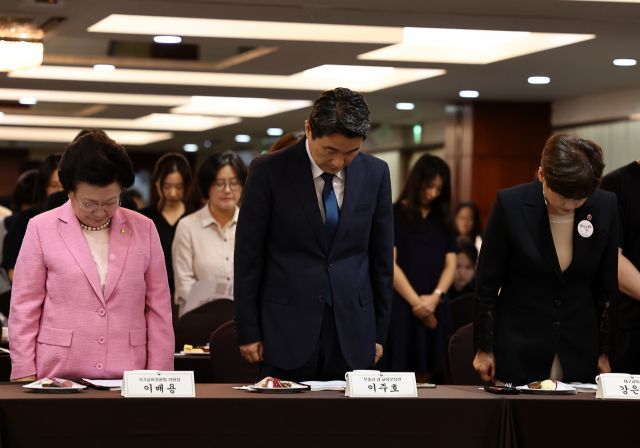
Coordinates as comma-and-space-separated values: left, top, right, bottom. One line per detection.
456, 237, 478, 266
10, 169, 38, 213
58, 131, 135, 193
197, 151, 247, 200
33, 154, 62, 212
541, 134, 605, 199
267, 133, 300, 154
455, 201, 483, 241
308, 87, 370, 140
397, 154, 453, 234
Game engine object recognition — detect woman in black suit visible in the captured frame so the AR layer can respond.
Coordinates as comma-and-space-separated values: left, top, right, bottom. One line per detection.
473, 134, 618, 385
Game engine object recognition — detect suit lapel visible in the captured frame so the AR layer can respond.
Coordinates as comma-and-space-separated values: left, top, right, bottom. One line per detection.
563, 197, 598, 278
329, 155, 364, 259
287, 140, 328, 254
521, 180, 565, 284
103, 207, 131, 301
57, 201, 105, 305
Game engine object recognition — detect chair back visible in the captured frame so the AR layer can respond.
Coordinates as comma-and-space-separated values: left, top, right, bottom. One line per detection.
449, 292, 475, 336
174, 299, 234, 352
209, 321, 261, 384
448, 323, 491, 386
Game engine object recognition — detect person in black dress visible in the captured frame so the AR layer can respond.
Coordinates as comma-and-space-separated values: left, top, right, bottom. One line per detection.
140, 153, 193, 325
377, 154, 457, 382
473, 134, 618, 385
600, 160, 640, 374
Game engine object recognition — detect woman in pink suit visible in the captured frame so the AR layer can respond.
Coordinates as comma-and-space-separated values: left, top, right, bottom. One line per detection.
9, 131, 174, 381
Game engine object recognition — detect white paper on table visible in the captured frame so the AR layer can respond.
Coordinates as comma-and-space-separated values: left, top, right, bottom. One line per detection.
300, 380, 346, 391
82, 379, 123, 388
183, 280, 233, 315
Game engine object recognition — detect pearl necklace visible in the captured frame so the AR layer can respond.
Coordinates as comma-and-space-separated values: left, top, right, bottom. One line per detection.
80, 219, 111, 231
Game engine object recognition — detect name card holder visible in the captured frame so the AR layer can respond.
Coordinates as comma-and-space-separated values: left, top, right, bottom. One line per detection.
345, 370, 417, 398
596, 373, 640, 400
121, 371, 196, 398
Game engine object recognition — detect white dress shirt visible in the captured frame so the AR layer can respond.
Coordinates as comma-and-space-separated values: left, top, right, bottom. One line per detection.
306, 138, 345, 224
172, 204, 238, 304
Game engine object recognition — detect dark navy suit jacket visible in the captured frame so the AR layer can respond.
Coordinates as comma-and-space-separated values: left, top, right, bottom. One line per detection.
234, 138, 394, 370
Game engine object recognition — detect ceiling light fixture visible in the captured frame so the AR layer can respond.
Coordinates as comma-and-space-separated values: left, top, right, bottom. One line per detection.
267, 128, 284, 136
18, 97, 37, 105
459, 90, 479, 98
235, 134, 251, 143
183, 144, 198, 152
93, 64, 116, 72
528, 76, 550, 84
9, 65, 444, 93
0, 127, 172, 145
172, 96, 313, 117
613, 59, 637, 66
396, 102, 415, 110
154, 35, 182, 44
0, 20, 44, 72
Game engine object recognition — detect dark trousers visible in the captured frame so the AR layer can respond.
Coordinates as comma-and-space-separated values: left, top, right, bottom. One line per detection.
261, 303, 352, 382
612, 327, 640, 374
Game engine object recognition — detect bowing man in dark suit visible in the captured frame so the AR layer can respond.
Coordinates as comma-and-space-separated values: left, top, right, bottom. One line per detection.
473, 134, 619, 386
234, 88, 394, 381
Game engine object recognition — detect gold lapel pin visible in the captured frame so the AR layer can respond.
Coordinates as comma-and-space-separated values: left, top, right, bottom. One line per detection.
120, 229, 126, 234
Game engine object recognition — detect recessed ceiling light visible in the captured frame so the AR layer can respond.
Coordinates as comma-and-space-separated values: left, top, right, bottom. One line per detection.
528, 76, 550, 84
172, 96, 312, 118
267, 128, 284, 136
0, 127, 172, 145
9, 65, 444, 93
396, 102, 415, 110
0, 113, 240, 132
18, 97, 37, 105
183, 144, 198, 152
459, 90, 479, 98
359, 29, 594, 65
613, 59, 637, 66
154, 35, 182, 44
89, 14, 402, 44
235, 134, 251, 143
93, 64, 116, 72
204, 140, 211, 148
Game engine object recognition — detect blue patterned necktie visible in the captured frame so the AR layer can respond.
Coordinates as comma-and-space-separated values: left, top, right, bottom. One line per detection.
321, 172, 339, 306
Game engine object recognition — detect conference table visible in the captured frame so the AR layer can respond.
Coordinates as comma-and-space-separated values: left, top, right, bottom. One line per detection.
0, 383, 634, 448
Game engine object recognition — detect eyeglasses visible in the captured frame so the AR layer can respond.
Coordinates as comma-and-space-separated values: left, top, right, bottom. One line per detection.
211, 179, 242, 191
72, 192, 121, 213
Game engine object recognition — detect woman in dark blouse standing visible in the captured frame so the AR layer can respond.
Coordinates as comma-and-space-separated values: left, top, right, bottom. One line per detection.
377, 155, 457, 382
140, 153, 193, 321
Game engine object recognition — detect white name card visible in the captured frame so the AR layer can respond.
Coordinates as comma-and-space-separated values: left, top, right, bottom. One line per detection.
345, 370, 417, 398
121, 371, 196, 398
596, 373, 640, 400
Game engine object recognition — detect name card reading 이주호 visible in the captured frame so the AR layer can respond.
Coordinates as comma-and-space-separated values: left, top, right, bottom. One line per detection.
121, 371, 195, 398
345, 371, 417, 398
596, 373, 640, 400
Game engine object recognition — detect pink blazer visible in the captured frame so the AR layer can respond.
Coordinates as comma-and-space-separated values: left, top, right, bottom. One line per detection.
9, 201, 174, 380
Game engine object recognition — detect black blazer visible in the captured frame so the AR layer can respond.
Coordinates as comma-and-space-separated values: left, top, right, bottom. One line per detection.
234, 138, 394, 370
474, 179, 619, 385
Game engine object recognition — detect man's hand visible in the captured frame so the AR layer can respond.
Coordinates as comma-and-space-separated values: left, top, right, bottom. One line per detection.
598, 354, 611, 374
374, 343, 383, 365
239, 341, 264, 363
11, 375, 36, 382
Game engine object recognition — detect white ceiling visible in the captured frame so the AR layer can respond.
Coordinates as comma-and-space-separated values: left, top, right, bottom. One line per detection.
2, 0, 640, 153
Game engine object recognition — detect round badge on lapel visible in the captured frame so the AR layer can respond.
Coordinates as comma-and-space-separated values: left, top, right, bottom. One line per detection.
578, 220, 593, 238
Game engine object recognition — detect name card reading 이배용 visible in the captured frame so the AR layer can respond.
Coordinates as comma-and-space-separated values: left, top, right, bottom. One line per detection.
345, 371, 417, 398
596, 373, 640, 400
121, 371, 196, 398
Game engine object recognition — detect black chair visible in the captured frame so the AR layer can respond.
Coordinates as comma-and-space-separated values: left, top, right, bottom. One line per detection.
0, 290, 10, 320
174, 299, 234, 352
449, 292, 475, 336
209, 320, 261, 384
448, 323, 491, 386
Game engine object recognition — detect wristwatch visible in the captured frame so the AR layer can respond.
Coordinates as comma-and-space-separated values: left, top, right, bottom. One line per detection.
434, 289, 445, 299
